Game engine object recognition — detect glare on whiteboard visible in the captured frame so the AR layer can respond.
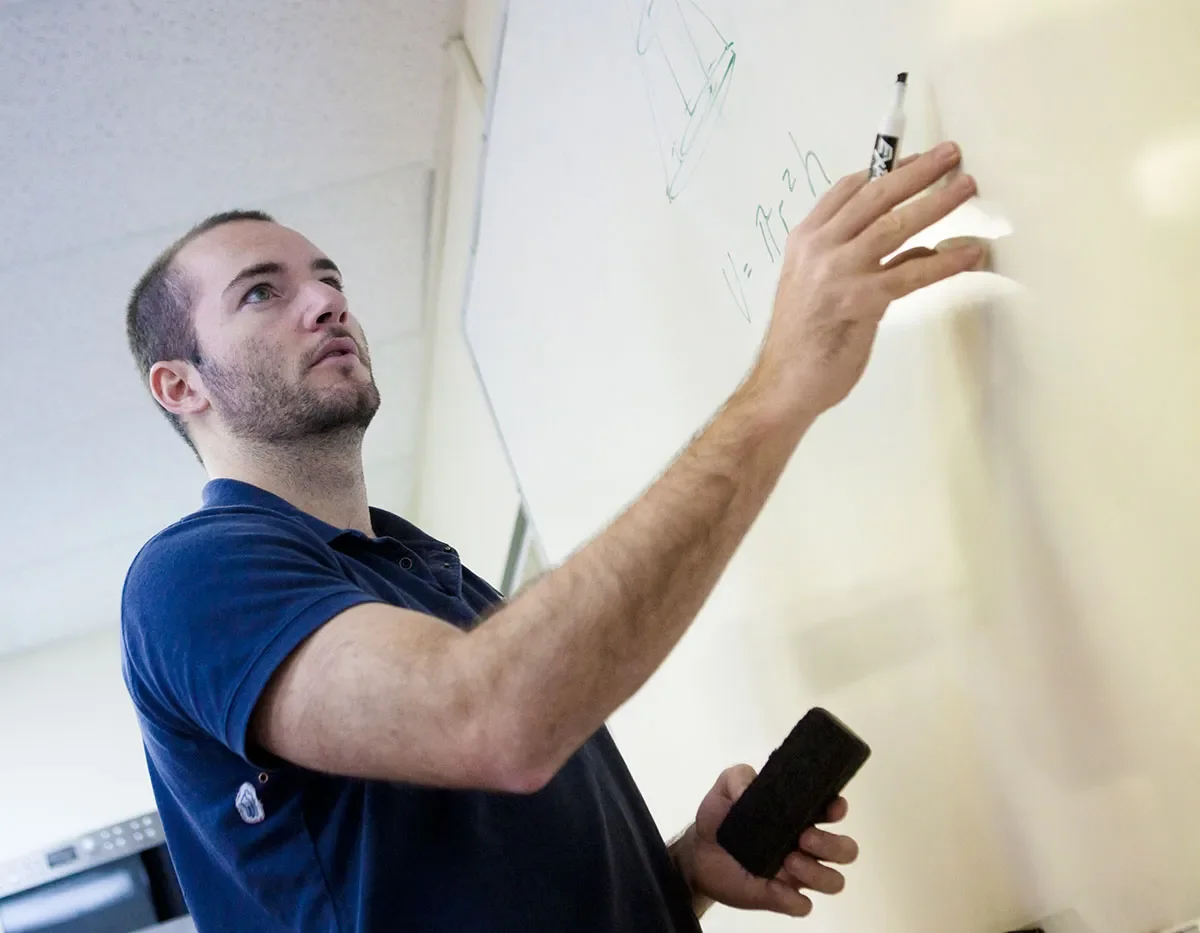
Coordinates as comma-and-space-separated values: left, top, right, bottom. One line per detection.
1130, 127, 1200, 221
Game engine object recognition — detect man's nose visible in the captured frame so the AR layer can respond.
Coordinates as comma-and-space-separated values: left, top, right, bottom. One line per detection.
300, 280, 349, 330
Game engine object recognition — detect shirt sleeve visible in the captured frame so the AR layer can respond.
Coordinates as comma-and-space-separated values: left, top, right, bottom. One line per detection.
121, 508, 383, 766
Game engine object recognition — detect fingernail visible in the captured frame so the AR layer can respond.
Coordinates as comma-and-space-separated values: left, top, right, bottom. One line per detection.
934, 141, 959, 160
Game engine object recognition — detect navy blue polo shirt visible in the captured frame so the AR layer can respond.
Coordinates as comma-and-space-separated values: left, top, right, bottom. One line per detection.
121, 479, 699, 932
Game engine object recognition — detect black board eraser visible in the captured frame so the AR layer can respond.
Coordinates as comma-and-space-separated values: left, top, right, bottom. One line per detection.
715, 707, 871, 878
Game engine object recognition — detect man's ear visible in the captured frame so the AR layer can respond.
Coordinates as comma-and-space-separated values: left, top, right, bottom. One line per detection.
149, 360, 210, 420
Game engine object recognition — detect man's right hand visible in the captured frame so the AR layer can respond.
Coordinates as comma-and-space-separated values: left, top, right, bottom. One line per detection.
750, 141, 982, 421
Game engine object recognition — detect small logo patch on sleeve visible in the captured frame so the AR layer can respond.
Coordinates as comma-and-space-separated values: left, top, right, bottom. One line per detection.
235, 782, 266, 824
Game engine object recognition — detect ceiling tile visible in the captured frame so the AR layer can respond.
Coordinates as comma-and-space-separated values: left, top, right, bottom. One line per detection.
0, 0, 460, 264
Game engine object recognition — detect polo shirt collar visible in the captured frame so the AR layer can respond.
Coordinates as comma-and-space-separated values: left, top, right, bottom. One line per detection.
200, 478, 445, 551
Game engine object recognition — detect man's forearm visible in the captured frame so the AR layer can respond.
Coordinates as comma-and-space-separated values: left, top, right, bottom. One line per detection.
457, 144, 977, 788
471, 373, 812, 783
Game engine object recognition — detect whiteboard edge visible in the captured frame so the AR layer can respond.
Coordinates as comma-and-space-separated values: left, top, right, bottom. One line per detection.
458, 0, 551, 557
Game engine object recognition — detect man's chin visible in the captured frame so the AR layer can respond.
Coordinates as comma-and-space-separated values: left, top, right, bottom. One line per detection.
316, 391, 380, 433
313, 399, 378, 433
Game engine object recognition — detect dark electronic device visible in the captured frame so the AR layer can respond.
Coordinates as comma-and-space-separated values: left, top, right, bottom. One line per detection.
716, 707, 871, 878
0, 811, 188, 932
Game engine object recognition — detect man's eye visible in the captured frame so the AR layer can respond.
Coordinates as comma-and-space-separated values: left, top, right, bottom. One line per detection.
323, 277, 344, 292
242, 283, 275, 305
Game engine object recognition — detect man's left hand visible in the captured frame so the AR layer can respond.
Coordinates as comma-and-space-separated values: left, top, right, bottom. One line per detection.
671, 764, 860, 918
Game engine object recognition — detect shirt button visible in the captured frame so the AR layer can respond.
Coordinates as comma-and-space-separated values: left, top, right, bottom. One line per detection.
399, 558, 413, 570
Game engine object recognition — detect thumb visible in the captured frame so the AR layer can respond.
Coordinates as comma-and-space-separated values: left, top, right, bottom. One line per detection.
881, 237, 991, 273
880, 245, 936, 271
934, 235, 992, 271
723, 764, 758, 801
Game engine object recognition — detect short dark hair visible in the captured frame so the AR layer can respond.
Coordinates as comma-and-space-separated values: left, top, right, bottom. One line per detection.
125, 209, 276, 451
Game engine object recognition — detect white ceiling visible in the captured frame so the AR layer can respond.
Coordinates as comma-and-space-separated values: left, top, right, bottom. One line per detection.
0, 0, 464, 657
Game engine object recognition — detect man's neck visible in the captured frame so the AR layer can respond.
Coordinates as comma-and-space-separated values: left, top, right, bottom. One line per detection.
207, 433, 375, 536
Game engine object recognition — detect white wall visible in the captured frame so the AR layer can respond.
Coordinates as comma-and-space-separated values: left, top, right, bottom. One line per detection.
411, 0, 522, 587
0, 626, 154, 862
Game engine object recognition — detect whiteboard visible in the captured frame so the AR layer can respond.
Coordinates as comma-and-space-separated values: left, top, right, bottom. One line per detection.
463, 2, 1200, 932
465, 0, 959, 568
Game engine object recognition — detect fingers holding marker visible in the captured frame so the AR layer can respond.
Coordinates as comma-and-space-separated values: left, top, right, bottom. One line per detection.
859, 170, 978, 260
828, 72, 975, 247
757, 72, 984, 414
831, 141, 964, 243
801, 170, 871, 231
799, 154, 924, 233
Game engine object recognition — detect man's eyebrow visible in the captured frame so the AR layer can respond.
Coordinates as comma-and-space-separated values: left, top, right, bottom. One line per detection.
221, 258, 341, 299
223, 261, 285, 298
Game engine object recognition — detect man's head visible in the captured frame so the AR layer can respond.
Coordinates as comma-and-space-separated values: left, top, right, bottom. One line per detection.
127, 212, 380, 461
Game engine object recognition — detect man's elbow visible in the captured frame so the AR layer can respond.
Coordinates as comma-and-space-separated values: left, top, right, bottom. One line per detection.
440, 634, 571, 794
467, 711, 567, 795
493, 759, 557, 795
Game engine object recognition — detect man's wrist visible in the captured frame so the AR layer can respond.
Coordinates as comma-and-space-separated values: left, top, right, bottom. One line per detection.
667, 824, 715, 920
730, 361, 821, 445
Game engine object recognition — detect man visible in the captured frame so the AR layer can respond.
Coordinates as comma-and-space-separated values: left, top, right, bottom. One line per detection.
121, 141, 980, 931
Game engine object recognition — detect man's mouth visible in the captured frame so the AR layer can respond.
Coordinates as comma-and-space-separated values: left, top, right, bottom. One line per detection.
312, 337, 360, 367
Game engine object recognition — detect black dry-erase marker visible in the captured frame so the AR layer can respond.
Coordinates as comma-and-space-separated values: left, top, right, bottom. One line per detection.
868, 72, 908, 178
716, 707, 871, 879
